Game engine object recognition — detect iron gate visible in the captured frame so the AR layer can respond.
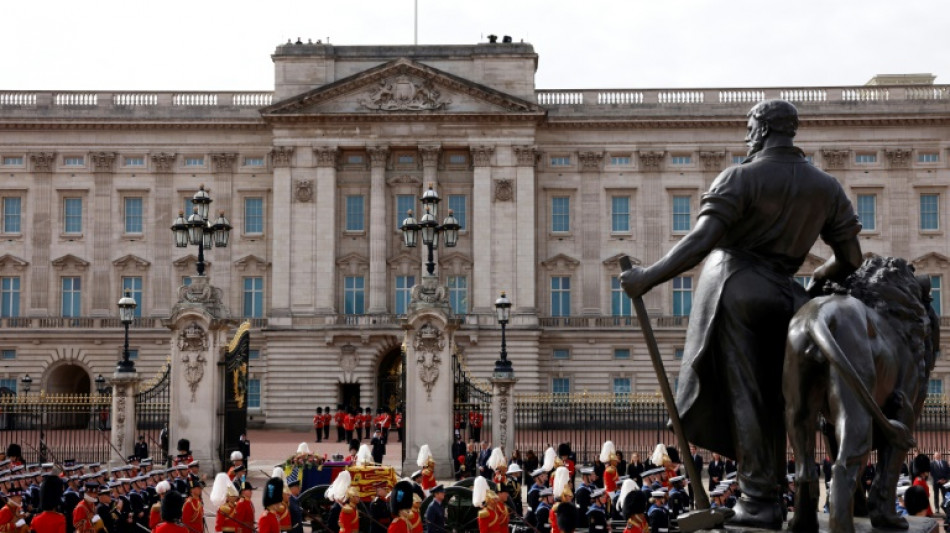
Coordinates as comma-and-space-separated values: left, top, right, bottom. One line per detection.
452, 351, 492, 446
135, 362, 171, 465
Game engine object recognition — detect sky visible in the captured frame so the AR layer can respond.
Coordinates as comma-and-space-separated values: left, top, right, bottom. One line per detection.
1, 0, 945, 91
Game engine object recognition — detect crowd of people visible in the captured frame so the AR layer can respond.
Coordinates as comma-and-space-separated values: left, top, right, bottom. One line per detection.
313, 406, 404, 446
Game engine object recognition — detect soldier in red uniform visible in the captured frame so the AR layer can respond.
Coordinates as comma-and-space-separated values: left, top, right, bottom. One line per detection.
334, 406, 346, 443
30, 475, 66, 533
394, 409, 404, 443
150, 481, 172, 529
235, 481, 256, 533
313, 408, 325, 442
155, 491, 191, 533
0, 488, 27, 533
601, 442, 620, 494
354, 407, 365, 442
621, 488, 650, 533
378, 410, 392, 445
473, 477, 507, 533
387, 481, 414, 533
228, 451, 245, 481
211, 473, 240, 533
468, 407, 483, 442
323, 407, 332, 441
259, 478, 283, 533
72, 483, 101, 533
182, 477, 205, 533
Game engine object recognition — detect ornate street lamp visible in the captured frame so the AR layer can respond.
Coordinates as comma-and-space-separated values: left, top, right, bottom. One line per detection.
20, 374, 32, 395
493, 291, 513, 377
171, 184, 231, 276
117, 290, 137, 373
400, 184, 461, 275
95, 374, 107, 395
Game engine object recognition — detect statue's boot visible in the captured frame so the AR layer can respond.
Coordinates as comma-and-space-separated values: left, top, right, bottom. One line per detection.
729, 495, 784, 530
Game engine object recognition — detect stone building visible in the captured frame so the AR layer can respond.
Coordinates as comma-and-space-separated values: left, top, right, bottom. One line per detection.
0, 42, 947, 427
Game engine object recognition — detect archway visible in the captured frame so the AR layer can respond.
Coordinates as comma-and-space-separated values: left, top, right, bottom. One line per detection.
46, 364, 91, 395
44, 363, 94, 429
376, 347, 404, 414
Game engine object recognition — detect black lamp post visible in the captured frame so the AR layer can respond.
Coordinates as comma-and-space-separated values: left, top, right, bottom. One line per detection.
493, 291, 513, 376
117, 290, 137, 373
400, 184, 460, 275
95, 374, 107, 395
20, 374, 31, 396
170, 184, 232, 276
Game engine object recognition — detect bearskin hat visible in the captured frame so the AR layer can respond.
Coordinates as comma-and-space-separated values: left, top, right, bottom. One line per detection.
349, 439, 360, 453
904, 485, 929, 515
666, 446, 681, 464
162, 491, 185, 522
177, 439, 190, 453
913, 453, 931, 475
263, 477, 284, 508
555, 500, 578, 533
390, 480, 415, 514
622, 489, 649, 518
5, 444, 21, 458
557, 443, 572, 457
40, 475, 64, 511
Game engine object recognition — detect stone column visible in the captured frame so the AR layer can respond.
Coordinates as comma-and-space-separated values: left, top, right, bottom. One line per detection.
211, 153, 237, 299
638, 151, 666, 313
470, 146, 494, 312
513, 146, 538, 314
164, 276, 235, 474
270, 147, 294, 320
90, 152, 117, 316
885, 148, 913, 259
578, 151, 604, 315
402, 276, 457, 478
490, 376, 518, 456
151, 153, 177, 315
28, 152, 55, 316
313, 148, 338, 314
109, 371, 141, 466
367, 147, 389, 314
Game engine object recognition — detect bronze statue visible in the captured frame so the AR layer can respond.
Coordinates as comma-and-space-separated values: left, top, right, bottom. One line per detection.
785, 256, 938, 533
621, 99, 863, 529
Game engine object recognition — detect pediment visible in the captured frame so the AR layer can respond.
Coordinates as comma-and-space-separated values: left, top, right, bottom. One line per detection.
602, 253, 641, 268
541, 253, 580, 271
0, 254, 29, 271
173, 255, 211, 272
234, 254, 270, 272
911, 252, 950, 270
51, 254, 89, 271
113, 254, 151, 271
262, 58, 545, 121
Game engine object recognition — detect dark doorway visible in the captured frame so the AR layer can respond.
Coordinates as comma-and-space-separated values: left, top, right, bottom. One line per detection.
376, 347, 404, 413
340, 383, 361, 411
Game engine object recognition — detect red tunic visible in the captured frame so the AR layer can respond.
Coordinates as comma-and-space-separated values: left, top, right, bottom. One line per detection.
314, 415, 324, 429
343, 415, 356, 432
150, 504, 163, 530
477, 502, 507, 533
259, 512, 280, 533
624, 515, 650, 533
155, 522, 192, 533
182, 497, 204, 533
912, 478, 933, 516
0, 505, 18, 533
235, 498, 256, 533
550, 502, 562, 533
216, 502, 238, 532
30, 511, 66, 533
277, 503, 291, 531
395, 413, 403, 429
408, 510, 422, 533
72, 501, 97, 533
387, 515, 410, 533
334, 411, 346, 428
420, 470, 437, 491
379, 414, 392, 429
604, 466, 619, 493
339, 505, 360, 533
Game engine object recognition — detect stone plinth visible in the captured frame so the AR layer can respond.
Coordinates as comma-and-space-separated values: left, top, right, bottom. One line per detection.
711, 515, 938, 533
109, 371, 141, 467
490, 376, 517, 456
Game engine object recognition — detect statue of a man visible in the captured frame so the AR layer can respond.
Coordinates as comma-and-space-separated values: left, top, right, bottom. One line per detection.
621, 100, 863, 529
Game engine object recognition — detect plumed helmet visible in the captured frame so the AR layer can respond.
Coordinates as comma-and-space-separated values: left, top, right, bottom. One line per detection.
230, 451, 243, 461
553, 467, 571, 500
622, 489, 649, 518
162, 491, 185, 522
600, 441, 617, 464
211, 473, 234, 508
617, 479, 639, 511
487, 448, 507, 471
263, 477, 284, 508
325, 470, 352, 503
541, 448, 557, 471
297, 442, 311, 455
417, 445, 433, 468
357, 445, 373, 466
272, 466, 285, 481
555, 499, 578, 533
5, 444, 21, 458
177, 439, 190, 453
390, 480, 415, 514
914, 453, 931, 475
557, 443, 572, 457
472, 476, 489, 508
650, 444, 669, 467
155, 480, 171, 495
40, 475, 64, 511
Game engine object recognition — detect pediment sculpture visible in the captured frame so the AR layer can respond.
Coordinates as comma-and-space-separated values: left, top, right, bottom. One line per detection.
359, 75, 450, 111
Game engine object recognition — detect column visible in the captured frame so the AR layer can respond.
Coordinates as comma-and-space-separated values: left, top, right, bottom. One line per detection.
885, 149, 912, 259
270, 147, 294, 318
490, 376, 518, 455
109, 371, 141, 467
470, 146, 494, 312
28, 152, 55, 316
151, 153, 176, 314
314, 148, 338, 314
90, 152, 117, 316
212, 153, 237, 301
638, 151, 666, 313
367, 147, 389, 314
578, 151, 603, 315
513, 146, 538, 313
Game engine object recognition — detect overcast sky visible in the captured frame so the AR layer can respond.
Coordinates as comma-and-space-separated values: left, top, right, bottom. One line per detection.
2, 0, 944, 91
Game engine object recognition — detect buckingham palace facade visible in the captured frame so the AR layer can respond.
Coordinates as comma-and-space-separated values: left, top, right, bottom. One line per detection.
0, 41, 948, 427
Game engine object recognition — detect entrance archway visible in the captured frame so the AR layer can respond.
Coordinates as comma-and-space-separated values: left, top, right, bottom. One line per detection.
46, 364, 91, 394
44, 363, 94, 429
376, 347, 404, 413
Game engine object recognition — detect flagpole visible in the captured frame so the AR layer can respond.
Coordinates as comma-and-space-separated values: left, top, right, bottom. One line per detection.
414, 0, 418, 45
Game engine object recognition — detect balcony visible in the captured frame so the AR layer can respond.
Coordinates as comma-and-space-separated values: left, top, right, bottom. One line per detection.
0, 316, 164, 329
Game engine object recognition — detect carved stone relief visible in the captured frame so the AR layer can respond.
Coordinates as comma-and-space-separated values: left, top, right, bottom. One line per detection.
578, 151, 604, 171
151, 152, 177, 172
470, 146, 494, 167
90, 152, 117, 172
359, 75, 450, 111
821, 150, 849, 170
295, 179, 313, 203
885, 149, 912, 168
494, 179, 514, 202
339, 344, 359, 378
271, 147, 294, 168
414, 322, 445, 400
30, 152, 56, 172
638, 151, 665, 170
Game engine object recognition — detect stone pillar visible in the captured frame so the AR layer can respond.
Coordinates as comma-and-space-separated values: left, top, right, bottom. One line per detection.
90, 152, 117, 316
490, 376, 518, 456
885, 148, 913, 259
270, 147, 295, 319
314, 148, 338, 314
211, 153, 237, 300
367, 147, 389, 313
164, 276, 235, 474
470, 146, 494, 312
638, 151, 666, 313
402, 275, 457, 478
151, 153, 177, 315
28, 152, 55, 316
513, 146, 538, 314
109, 371, 141, 466
578, 151, 604, 315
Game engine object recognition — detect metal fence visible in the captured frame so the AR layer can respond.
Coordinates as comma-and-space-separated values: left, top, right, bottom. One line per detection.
0, 393, 114, 463
452, 353, 493, 446
135, 363, 171, 465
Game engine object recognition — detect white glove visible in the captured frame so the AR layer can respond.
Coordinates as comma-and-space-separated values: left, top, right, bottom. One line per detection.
15, 519, 25, 527
93, 515, 102, 524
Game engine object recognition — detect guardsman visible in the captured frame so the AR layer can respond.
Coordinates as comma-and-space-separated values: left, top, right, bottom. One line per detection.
235, 481, 256, 533
587, 488, 610, 533
322, 407, 332, 442
550, 467, 572, 533
277, 488, 291, 532
182, 477, 205, 533
557, 444, 575, 479
468, 406, 483, 442
343, 410, 356, 443
487, 448, 507, 488
601, 442, 620, 494
0, 487, 27, 533
416, 446, 436, 493
313, 408, 325, 443
408, 495, 423, 533
647, 490, 670, 533
394, 408, 404, 443
369, 483, 391, 533
73, 482, 101, 533
378, 409, 392, 445
619, 481, 650, 533
150, 481, 171, 529
259, 478, 284, 533
354, 407, 365, 442
173, 440, 193, 467
387, 481, 414, 533
154, 491, 189, 533
334, 405, 346, 443
30, 475, 66, 533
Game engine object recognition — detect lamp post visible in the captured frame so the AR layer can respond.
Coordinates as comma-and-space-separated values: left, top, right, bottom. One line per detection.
493, 291, 513, 377
95, 374, 107, 395
20, 374, 31, 396
400, 184, 460, 275
117, 290, 137, 373
170, 184, 232, 277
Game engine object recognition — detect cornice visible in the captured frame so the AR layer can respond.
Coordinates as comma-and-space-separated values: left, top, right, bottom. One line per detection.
540, 115, 950, 130
0, 120, 268, 131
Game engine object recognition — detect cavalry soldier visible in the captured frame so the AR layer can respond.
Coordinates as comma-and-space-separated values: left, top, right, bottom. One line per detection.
259, 478, 284, 533
313, 408, 325, 442
154, 491, 189, 533
212, 473, 240, 533
550, 467, 573, 533
473, 477, 507, 533
601, 442, 620, 494
30, 475, 66, 533
416, 446, 436, 494
327, 471, 359, 533
150, 481, 172, 529
408, 495, 423, 533
387, 481, 414, 533
619, 481, 650, 533
487, 448, 507, 488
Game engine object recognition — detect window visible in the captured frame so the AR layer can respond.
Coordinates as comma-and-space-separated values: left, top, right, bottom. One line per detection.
610, 156, 631, 166
550, 156, 571, 167
672, 276, 692, 316
63, 156, 84, 166
1, 350, 14, 360
551, 276, 571, 317
671, 155, 692, 165
346, 154, 364, 165
551, 197, 570, 233
553, 349, 570, 360
345, 195, 365, 232
918, 153, 940, 163
249, 349, 260, 360
64, 198, 83, 234
122, 277, 143, 317
2, 156, 23, 166
0, 378, 15, 394
61, 277, 81, 317
611, 277, 632, 316
183, 198, 194, 219
448, 276, 468, 315
448, 154, 467, 165
732, 155, 746, 165
611, 196, 630, 232
247, 379, 261, 408
613, 348, 630, 360
1, 277, 20, 318
396, 195, 415, 230
244, 157, 265, 167
674, 348, 684, 360
855, 153, 877, 164
613, 378, 632, 397
445, 195, 466, 230
127, 349, 138, 360
856, 194, 876, 231
124, 157, 145, 167
124, 197, 143, 234
244, 197, 264, 234
397, 155, 415, 164
672, 195, 691, 232
395, 275, 415, 314
243, 277, 264, 318
794, 276, 813, 288
184, 157, 204, 167
552, 377, 571, 395
343, 276, 365, 315
2, 197, 21, 234
182, 277, 192, 287
930, 275, 942, 316
920, 194, 940, 231
928, 379, 943, 397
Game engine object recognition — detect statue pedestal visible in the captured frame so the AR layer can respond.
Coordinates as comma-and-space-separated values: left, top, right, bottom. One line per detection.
708, 515, 938, 533
490, 376, 517, 455
109, 371, 141, 467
